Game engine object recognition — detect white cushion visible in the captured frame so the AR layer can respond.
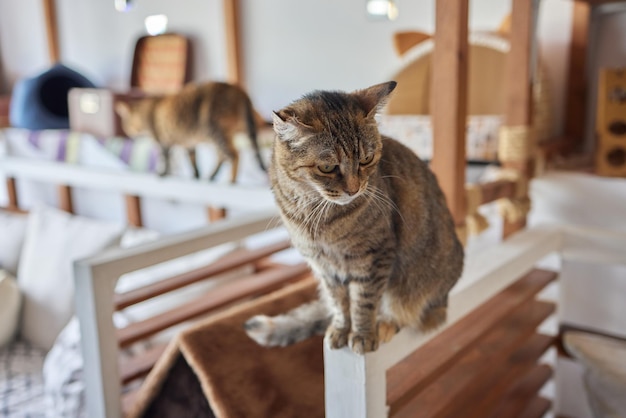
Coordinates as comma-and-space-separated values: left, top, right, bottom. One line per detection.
0, 269, 22, 347
0, 210, 29, 275
17, 205, 124, 351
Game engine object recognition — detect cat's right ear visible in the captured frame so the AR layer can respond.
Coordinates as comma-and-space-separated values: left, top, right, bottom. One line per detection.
272, 110, 310, 146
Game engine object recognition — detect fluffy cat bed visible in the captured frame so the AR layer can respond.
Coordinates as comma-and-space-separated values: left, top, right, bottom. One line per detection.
128, 277, 324, 418
9, 64, 95, 129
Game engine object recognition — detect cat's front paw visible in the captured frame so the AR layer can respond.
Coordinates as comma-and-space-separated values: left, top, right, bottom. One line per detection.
325, 325, 350, 349
349, 332, 379, 354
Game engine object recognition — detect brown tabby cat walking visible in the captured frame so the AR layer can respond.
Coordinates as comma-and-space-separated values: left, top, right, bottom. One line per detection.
245, 81, 464, 354
115, 81, 266, 183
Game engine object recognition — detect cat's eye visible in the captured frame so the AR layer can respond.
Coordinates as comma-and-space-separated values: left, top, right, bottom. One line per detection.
318, 164, 337, 174
360, 154, 374, 165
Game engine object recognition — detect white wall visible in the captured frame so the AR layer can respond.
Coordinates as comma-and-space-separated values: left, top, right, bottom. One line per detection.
0, 0, 617, 139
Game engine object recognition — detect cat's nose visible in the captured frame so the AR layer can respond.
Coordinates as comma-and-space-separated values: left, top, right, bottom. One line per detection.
345, 187, 359, 196
345, 177, 360, 196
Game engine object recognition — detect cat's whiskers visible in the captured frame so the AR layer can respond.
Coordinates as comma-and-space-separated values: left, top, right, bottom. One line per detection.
365, 185, 407, 228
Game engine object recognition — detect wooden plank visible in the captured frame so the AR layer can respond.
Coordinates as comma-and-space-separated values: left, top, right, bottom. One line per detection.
124, 195, 142, 228
519, 396, 552, 418
564, 1, 591, 151
454, 334, 555, 418
43, 0, 60, 63
429, 0, 469, 226
501, 0, 538, 237
223, 0, 243, 85
58, 184, 74, 213
505, 0, 535, 128
116, 263, 311, 347
488, 365, 553, 418
114, 239, 292, 310
6, 177, 18, 209
387, 269, 557, 413
208, 206, 227, 222
478, 179, 517, 204
119, 343, 167, 384
391, 301, 555, 418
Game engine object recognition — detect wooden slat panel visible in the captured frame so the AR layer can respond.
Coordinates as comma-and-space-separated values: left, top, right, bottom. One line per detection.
468, 336, 554, 417
119, 343, 168, 385
58, 184, 74, 213
488, 364, 553, 418
114, 239, 292, 310
430, 0, 469, 226
391, 300, 555, 418
116, 263, 311, 347
387, 269, 557, 412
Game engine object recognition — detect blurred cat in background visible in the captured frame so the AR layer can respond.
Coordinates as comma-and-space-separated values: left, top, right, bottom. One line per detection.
115, 81, 266, 183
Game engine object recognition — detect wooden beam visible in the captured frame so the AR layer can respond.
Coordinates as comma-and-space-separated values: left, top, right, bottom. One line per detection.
505, 0, 536, 128
223, 0, 243, 85
430, 0, 469, 226
42, 0, 60, 63
124, 195, 142, 228
6, 177, 18, 210
116, 264, 311, 347
502, 0, 539, 237
564, 1, 591, 151
114, 239, 292, 310
58, 184, 74, 213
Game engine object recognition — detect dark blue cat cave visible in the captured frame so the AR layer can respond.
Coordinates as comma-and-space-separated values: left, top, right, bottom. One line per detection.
9, 64, 95, 129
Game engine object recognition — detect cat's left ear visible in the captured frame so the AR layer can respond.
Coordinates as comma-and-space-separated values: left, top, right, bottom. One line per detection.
272, 110, 312, 146
354, 81, 397, 118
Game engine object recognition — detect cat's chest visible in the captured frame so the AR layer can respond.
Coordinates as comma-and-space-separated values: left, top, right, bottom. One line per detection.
286, 223, 376, 281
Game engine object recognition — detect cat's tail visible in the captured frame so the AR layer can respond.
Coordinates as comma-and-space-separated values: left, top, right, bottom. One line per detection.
244, 299, 330, 347
244, 99, 267, 173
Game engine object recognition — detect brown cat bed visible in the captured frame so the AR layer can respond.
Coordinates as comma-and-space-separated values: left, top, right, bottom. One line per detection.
128, 277, 325, 418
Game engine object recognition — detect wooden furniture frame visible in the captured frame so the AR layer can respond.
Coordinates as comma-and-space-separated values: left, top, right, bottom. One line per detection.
21, 0, 612, 416
3, 151, 626, 417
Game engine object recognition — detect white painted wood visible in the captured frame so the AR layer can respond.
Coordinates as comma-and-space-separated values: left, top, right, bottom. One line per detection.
74, 262, 121, 418
324, 226, 563, 417
0, 156, 275, 210
324, 343, 388, 418
561, 225, 626, 266
75, 211, 281, 418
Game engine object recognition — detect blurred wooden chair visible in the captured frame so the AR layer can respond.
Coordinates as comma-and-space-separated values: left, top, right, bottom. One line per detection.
69, 33, 192, 137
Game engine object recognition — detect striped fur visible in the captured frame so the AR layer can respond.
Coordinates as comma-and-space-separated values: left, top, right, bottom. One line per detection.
115, 81, 266, 183
245, 81, 464, 354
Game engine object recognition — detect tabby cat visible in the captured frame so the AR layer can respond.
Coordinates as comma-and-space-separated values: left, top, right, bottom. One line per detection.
115, 81, 266, 183
245, 81, 464, 354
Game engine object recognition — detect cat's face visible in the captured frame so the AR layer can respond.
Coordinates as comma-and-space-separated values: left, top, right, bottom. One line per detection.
272, 82, 396, 206
114, 101, 152, 137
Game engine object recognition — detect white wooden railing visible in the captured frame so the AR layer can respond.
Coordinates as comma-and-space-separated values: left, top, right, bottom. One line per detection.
0, 156, 276, 211
4, 154, 626, 417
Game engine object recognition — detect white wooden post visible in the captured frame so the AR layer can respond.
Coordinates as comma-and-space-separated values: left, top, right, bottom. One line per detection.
74, 261, 122, 418
324, 344, 389, 418
323, 226, 564, 417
